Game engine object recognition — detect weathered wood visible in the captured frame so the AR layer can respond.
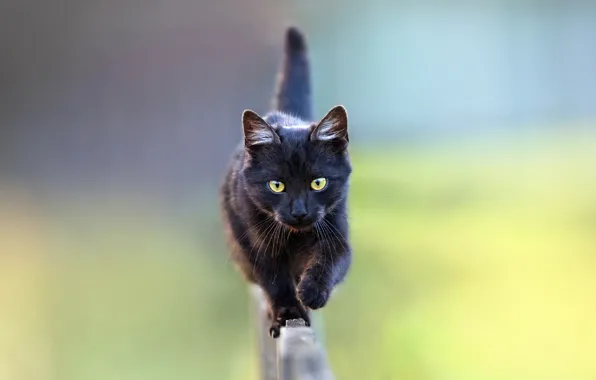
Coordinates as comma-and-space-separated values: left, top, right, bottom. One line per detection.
251, 286, 278, 380
278, 319, 335, 380
251, 286, 335, 380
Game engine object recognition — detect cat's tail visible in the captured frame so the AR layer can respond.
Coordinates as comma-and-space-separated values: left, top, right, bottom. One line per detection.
272, 27, 313, 121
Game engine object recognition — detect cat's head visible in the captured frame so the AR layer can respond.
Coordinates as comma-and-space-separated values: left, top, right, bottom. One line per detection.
240, 106, 351, 231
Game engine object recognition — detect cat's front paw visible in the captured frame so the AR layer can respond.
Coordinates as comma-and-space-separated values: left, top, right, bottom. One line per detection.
297, 278, 330, 310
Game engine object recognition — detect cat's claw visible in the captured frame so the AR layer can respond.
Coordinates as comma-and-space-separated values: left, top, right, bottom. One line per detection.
268, 305, 310, 339
297, 278, 330, 310
269, 325, 281, 338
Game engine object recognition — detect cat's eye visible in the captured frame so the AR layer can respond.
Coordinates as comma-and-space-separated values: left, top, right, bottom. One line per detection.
310, 177, 328, 192
268, 180, 285, 193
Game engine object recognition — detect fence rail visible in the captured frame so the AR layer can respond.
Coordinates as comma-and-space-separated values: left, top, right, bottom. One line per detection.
251, 286, 335, 380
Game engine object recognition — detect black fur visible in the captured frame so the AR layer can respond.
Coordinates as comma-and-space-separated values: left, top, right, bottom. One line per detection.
273, 27, 313, 120
220, 27, 352, 338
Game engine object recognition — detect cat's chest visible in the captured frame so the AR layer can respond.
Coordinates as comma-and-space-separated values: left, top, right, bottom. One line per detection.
281, 232, 317, 255
282, 234, 318, 277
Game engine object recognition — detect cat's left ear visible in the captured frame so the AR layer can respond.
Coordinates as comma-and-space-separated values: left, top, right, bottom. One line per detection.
310, 105, 349, 146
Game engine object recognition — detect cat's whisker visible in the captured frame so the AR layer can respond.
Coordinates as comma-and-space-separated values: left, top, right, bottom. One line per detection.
320, 221, 333, 254
313, 223, 325, 281
255, 221, 276, 274
265, 222, 280, 257
237, 217, 270, 242
276, 223, 288, 255
248, 220, 270, 254
225, 215, 270, 266
268, 221, 288, 284
320, 220, 337, 275
252, 219, 277, 274
270, 223, 285, 285
316, 221, 334, 282
227, 216, 272, 268
322, 218, 349, 253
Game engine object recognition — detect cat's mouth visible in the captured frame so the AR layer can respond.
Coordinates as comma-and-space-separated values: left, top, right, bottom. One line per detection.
284, 222, 313, 232
275, 215, 316, 232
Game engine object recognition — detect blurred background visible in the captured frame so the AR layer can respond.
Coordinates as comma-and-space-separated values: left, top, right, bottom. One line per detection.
1, 0, 596, 379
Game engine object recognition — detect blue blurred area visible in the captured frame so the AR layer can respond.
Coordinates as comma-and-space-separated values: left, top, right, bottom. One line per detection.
302, 1, 596, 138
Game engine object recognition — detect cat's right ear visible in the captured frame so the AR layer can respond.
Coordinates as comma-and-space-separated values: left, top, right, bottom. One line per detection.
242, 110, 280, 148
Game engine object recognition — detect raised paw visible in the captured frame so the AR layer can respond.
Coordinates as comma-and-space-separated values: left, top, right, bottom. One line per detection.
297, 278, 330, 310
268, 305, 310, 338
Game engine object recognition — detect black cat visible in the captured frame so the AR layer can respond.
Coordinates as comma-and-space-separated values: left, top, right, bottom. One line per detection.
220, 27, 352, 338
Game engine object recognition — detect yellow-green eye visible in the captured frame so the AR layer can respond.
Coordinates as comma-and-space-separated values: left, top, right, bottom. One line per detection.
268, 180, 285, 193
310, 177, 327, 191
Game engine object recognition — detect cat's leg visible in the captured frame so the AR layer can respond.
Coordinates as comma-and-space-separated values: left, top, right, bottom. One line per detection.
296, 248, 351, 310
256, 265, 310, 338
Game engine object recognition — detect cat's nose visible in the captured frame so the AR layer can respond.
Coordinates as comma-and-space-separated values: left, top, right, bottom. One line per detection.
291, 209, 308, 220
291, 200, 308, 220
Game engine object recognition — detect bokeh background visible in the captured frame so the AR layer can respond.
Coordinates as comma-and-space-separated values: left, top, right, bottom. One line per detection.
1, 1, 596, 379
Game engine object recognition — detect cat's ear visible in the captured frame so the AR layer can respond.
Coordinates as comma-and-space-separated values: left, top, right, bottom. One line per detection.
311, 105, 348, 146
242, 110, 280, 147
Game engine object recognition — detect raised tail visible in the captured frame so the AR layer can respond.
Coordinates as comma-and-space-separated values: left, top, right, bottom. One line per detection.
273, 27, 313, 121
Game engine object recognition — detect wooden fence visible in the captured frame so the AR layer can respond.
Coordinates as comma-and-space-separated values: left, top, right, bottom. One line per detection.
250, 286, 335, 380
